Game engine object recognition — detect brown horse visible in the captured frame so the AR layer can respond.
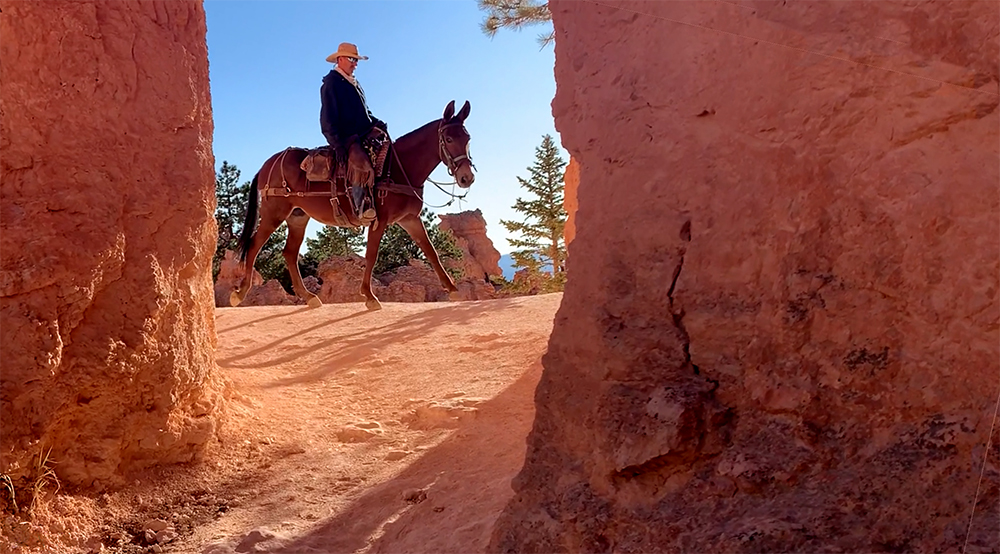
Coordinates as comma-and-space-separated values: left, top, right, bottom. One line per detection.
231, 100, 475, 311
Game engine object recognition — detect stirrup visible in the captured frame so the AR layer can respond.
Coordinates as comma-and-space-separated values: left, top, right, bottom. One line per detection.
358, 207, 377, 228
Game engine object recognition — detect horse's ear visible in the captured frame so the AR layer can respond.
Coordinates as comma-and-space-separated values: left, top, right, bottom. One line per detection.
456, 100, 471, 122
443, 100, 456, 122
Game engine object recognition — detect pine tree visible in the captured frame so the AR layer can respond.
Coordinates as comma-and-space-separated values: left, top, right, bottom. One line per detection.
500, 134, 567, 291
478, 0, 553, 46
213, 161, 244, 278
254, 222, 289, 284
304, 225, 365, 263
213, 161, 288, 284
374, 208, 463, 278
298, 225, 365, 281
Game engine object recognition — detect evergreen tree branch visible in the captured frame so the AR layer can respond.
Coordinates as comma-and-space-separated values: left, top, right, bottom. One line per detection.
477, 0, 554, 47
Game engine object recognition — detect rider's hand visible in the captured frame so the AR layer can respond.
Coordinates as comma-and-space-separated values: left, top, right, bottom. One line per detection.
328, 138, 346, 164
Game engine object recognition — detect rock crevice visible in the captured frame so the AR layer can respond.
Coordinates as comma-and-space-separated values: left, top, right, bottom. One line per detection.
490, 1, 999, 551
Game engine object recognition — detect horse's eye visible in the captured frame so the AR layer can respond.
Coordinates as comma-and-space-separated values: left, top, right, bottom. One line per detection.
446, 138, 453, 143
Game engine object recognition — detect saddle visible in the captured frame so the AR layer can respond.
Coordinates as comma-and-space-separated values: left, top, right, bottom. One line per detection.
299, 129, 390, 184
299, 130, 390, 229
300, 145, 339, 183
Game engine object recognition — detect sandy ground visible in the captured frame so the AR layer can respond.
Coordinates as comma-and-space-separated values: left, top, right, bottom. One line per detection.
4, 294, 561, 554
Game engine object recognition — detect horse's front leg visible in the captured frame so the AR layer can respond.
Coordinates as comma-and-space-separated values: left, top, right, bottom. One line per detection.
396, 213, 458, 295
361, 220, 387, 311
284, 209, 322, 308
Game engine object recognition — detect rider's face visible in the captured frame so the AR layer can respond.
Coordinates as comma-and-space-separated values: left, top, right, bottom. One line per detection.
337, 56, 358, 76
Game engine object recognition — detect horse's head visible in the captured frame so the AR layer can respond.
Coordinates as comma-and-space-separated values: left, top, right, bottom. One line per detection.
439, 100, 475, 188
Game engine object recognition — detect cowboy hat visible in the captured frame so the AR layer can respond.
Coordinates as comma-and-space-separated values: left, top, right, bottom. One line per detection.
326, 42, 368, 63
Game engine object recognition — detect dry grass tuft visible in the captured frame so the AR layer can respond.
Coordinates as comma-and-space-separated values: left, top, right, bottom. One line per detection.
0, 473, 16, 513
29, 447, 60, 513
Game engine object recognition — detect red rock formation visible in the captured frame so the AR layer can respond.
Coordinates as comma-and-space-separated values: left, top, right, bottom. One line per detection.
452, 276, 497, 302
317, 255, 373, 303
318, 255, 496, 304
380, 261, 446, 302
242, 280, 299, 307
0, 0, 220, 488
302, 275, 321, 296
438, 210, 502, 280
214, 250, 262, 308
492, 1, 999, 552
563, 157, 579, 247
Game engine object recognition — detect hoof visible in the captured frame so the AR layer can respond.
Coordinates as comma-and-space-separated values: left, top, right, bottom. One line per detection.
365, 298, 383, 311
229, 291, 242, 307
307, 296, 322, 309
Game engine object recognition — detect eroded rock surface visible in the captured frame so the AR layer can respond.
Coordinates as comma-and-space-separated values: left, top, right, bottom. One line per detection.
438, 210, 503, 281
563, 157, 579, 247
317, 256, 495, 304
214, 250, 262, 307
242, 280, 299, 307
0, 0, 220, 487
380, 261, 449, 302
491, 1, 999, 552
317, 255, 375, 304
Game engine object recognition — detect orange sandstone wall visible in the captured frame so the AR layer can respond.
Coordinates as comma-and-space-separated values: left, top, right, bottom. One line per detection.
492, 1, 999, 551
0, 0, 220, 488
563, 157, 578, 247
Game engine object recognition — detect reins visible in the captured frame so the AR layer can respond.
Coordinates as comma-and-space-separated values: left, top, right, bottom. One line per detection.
425, 177, 469, 209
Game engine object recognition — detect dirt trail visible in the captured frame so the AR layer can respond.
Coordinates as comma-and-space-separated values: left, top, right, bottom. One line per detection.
167, 294, 561, 553
2, 294, 560, 554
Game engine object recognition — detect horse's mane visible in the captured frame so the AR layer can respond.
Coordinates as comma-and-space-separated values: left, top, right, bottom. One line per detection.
393, 119, 440, 156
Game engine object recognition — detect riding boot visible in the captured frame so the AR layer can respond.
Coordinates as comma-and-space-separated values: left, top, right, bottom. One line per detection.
351, 185, 376, 227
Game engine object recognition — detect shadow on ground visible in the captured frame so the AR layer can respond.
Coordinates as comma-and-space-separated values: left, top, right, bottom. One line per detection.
272, 361, 542, 554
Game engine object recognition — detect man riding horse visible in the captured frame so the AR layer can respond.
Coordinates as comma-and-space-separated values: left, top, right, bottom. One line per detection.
320, 42, 388, 228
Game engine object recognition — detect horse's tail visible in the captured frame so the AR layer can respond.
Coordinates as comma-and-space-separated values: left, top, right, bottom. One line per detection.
236, 173, 259, 262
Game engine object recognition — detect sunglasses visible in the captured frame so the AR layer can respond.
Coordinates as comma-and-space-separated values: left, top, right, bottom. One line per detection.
346, 57, 358, 63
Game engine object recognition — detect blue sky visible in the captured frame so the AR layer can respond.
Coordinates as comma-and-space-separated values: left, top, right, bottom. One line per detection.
205, 0, 561, 254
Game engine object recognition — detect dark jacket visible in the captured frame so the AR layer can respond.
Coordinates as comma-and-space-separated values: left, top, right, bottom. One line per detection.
320, 70, 383, 147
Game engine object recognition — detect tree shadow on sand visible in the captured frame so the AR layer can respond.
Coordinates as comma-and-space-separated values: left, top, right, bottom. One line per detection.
217, 300, 517, 387
215, 306, 315, 335
263, 301, 516, 388
216, 309, 372, 367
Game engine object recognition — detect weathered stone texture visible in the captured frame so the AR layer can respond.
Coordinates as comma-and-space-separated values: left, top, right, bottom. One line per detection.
563, 157, 579, 247
0, 0, 220, 488
317, 255, 371, 304
492, 1, 998, 552
438, 209, 503, 281
214, 249, 262, 307
317, 255, 496, 305
242, 280, 299, 307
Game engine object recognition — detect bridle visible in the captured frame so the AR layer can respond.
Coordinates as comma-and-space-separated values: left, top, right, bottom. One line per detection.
438, 121, 474, 178
381, 119, 475, 209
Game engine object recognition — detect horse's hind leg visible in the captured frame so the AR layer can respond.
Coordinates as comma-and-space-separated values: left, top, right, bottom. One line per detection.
285, 209, 322, 308
396, 213, 458, 296
231, 209, 287, 307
